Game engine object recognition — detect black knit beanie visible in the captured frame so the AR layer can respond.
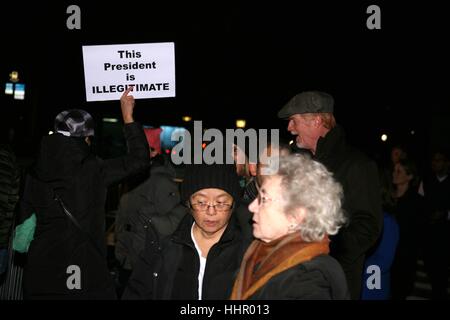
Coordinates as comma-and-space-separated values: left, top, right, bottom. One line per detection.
181, 163, 242, 203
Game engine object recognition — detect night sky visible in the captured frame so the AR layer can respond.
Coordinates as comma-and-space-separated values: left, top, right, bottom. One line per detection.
2, 1, 449, 164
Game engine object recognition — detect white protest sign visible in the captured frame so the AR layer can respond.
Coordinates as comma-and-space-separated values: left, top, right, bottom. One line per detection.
82, 42, 175, 102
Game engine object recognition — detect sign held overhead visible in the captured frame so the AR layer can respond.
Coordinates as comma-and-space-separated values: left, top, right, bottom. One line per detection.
82, 42, 175, 102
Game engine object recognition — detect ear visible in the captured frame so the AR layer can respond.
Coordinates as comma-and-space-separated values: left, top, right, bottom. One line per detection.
288, 207, 306, 225
313, 115, 322, 128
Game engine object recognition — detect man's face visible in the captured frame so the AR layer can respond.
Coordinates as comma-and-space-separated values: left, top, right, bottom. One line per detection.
431, 153, 448, 175
287, 114, 319, 151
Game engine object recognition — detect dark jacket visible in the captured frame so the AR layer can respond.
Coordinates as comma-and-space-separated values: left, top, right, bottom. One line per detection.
314, 125, 382, 299
0, 145, 20, 249
422, 173, 450, 224
115, 156, 181, 270
248, 255, 350, 300
19, 122, 149, 299
123, 210, 252, 300
390, 188, 424, 299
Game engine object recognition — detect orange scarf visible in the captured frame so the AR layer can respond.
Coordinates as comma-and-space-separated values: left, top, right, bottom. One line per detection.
230, 232, 330, 300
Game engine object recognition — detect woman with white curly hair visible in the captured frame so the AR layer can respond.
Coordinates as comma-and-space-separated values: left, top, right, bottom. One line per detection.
230, 154, 350, 299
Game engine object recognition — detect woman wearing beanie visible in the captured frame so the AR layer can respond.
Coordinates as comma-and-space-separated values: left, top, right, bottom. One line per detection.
123, 162, 253, 299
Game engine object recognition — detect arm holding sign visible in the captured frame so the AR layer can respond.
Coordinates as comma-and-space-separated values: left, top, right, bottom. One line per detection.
101, 85, 150, 186
120, 86, 135, 124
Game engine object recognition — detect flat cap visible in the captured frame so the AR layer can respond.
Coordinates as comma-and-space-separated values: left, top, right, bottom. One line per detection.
277, 91, 334, 119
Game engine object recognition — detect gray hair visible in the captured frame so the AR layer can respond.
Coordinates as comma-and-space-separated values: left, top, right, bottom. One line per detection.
275, 154, 346, 242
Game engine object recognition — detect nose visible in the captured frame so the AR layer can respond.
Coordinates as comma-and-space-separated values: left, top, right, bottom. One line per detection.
248, 198, 258, 214
206, 205, 217, 216
287, 120, 294, 132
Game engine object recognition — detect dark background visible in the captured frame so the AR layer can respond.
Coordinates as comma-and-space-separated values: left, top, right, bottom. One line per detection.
2, 1, 449, 168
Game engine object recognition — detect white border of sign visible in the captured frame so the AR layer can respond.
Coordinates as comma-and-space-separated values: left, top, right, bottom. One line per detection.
82, 42, 175, 102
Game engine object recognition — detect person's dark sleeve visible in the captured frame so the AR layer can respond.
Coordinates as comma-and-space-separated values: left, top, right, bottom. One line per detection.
0, 148, 20, 249
122, 228, 161, 300
100, 122, 150, 187
340, 159, 383, 262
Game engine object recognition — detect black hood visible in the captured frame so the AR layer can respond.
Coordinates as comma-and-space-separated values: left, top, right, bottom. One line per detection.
32, 133, 91, 187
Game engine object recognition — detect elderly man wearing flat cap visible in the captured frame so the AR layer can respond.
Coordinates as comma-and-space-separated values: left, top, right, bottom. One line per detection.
278, 91, 382, 300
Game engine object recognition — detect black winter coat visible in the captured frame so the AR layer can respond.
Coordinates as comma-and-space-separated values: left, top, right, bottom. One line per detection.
19, 122, 149, 299
248, 255, 350, 300
314, 125, 382, 299
390, 189, 424, 299
115, 156, 181, 270
123, 211, 253, 300
0, 145, 20, 249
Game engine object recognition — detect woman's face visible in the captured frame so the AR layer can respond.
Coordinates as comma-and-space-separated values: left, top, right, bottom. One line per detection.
190, 188, 234, 237
392, 163, 413, 186
249, 175, 294, 243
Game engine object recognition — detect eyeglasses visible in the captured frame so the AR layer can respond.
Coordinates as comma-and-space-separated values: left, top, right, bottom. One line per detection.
256, 192, 276, 206
189, 201, 233, 212
255, 182, 279, 206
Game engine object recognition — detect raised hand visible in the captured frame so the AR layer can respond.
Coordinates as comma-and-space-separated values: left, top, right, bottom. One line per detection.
120, 85, 135, 124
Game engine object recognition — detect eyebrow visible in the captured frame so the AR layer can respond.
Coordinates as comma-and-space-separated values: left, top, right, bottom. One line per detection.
192, 192, 230, 199
256, 185, 268, 195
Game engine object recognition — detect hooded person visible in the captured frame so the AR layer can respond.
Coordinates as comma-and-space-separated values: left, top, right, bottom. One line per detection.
123, 162, 253, 300
17, 87, 149, 299
114, 126, 182, 297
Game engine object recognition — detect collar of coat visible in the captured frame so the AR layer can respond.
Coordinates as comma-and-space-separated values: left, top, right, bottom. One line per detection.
315, 125, 347, 162
230, 232, 330, 300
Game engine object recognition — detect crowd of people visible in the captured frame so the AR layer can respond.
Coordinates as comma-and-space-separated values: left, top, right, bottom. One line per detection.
0, 89, 449, 300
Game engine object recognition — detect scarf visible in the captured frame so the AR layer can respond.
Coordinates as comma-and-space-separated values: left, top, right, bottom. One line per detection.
230, 232, 329, 300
